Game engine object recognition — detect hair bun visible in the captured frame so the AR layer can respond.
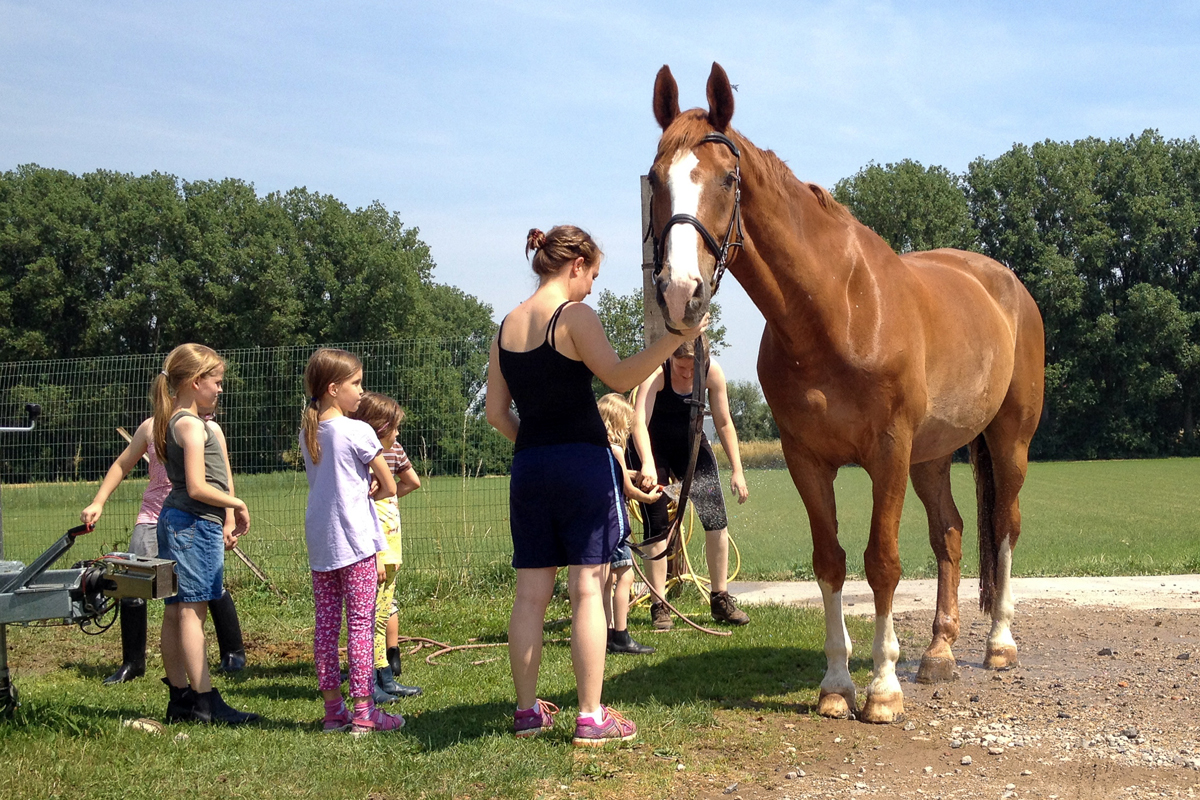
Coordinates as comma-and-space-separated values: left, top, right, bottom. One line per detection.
526, 228, 547, 255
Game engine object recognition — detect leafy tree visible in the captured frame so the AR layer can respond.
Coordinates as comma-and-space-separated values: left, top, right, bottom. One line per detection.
833, 160, 975, 253
725, 379, 778, 440
595, 287, 727, 359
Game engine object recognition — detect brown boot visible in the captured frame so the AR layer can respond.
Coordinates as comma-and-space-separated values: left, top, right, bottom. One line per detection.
710, 591, 750, 625
650, 601, 673, 631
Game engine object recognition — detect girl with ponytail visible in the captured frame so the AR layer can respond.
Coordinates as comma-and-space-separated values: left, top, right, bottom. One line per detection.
153, 343, 258, 726
300, 348, 402, 735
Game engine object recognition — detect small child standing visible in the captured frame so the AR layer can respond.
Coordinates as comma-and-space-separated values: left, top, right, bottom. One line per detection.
81, 416, 248, 685
596, 393, 662, 656
348, 392, 423, 702
301, 348, 401, 735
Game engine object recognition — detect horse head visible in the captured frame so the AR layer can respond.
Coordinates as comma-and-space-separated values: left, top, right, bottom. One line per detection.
648, 62, 741, 332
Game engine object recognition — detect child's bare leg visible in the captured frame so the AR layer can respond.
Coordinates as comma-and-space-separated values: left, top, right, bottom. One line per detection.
161, 603, 187, 687
612, 566, 634, 630
603, 571, 616, 629
177, 601, 212, 693
386, 613, 399, 650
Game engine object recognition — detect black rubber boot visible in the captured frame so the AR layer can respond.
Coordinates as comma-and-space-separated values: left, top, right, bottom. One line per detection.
192, 688, 260, 725
607, 628, 656, 655
163, 677, 195, 724
378, 666, 422, 698
372, 674, 400, 705
104, 599, 147, 685
209, 590, 247, 673
386, 646, 403, 676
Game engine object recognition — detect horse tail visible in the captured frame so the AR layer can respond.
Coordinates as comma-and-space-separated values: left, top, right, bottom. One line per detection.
971, 434, 998, 615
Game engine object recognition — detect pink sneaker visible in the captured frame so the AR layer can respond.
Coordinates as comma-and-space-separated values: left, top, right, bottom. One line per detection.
322, 700, 351, 733
350, 702, 405, 736
572, 706, 637, 747
514, 699, 559, 738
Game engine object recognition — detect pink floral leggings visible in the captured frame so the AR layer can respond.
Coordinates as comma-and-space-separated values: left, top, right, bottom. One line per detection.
312, 556, 377, 699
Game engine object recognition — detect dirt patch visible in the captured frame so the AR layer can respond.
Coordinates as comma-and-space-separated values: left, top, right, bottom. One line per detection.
680, 599, 1200, 800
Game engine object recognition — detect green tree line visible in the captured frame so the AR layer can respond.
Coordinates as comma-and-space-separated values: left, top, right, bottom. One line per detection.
0, 165, 512, 478
834, 130, 1200, 460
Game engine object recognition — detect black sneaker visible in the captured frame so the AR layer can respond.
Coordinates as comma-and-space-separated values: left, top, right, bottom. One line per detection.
607, 628, 656, 655
710, 590, 750, 625
162, 678, 194, 724
191, 688, 260, 726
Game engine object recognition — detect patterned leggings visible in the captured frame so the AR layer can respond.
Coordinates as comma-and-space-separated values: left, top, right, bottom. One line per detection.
312, 556, 377, 699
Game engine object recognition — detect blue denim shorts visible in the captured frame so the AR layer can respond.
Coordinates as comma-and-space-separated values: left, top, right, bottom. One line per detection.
157, 507, 225, 604
610, 540, 633, 569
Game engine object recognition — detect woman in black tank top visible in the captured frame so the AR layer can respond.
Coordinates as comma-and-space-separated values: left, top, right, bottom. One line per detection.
628, 334, 753, 630
485, 225, 705, 744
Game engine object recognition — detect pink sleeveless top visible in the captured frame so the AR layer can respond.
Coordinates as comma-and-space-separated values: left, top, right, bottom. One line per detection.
136, 439, 172, 525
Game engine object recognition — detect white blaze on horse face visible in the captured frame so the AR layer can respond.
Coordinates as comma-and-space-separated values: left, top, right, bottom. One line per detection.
663, 149, 704, 323
818, 580, 855, 697
987, 541, 1017, 652
867, 613, 903, 700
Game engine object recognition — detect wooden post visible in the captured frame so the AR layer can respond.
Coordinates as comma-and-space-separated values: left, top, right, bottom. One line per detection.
641, 175, 666, 345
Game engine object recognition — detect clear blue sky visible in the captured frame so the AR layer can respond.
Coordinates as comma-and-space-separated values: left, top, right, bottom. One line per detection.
3, 1, 1200, 382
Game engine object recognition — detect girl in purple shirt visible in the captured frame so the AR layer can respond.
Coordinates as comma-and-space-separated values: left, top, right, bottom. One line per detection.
300, 348, 400, 735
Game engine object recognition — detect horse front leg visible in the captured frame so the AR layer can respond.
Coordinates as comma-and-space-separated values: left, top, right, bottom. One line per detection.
859, 451, 910, 724
910, 456, 963, 683
785, 452, 855, 718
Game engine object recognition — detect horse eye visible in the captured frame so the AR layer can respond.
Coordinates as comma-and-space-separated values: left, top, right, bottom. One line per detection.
723, 172, 736, 188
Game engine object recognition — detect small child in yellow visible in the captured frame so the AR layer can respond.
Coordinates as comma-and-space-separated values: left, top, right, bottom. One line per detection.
597, 393, 662, 655
350, 392, 423, 701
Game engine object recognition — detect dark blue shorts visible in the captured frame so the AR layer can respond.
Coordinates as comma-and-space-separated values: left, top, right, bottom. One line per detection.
509, 443, 626, 569
157, 507, 225, 605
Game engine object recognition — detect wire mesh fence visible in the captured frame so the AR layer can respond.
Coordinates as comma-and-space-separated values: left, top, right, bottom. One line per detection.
0, 338, 515, 583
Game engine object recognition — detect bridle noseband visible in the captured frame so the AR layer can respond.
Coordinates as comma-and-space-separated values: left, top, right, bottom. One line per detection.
648, 131, 744, 313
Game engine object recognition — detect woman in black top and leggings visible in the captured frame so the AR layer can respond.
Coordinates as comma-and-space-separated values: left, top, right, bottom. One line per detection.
486, 225, 704, 746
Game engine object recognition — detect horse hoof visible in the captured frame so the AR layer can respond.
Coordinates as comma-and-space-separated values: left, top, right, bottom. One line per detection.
916, 656, 958, 684
859, 692, 905, 724
984, 646, 1019, 670
817, 690, 856, 719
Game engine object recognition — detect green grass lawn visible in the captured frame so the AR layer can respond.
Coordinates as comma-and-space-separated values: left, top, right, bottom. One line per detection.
723, 458, 1200, 580
0, 583, 875, 800
2, 458, 1198, 583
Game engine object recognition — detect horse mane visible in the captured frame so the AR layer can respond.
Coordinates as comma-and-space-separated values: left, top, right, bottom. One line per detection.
657, 110, 853, 224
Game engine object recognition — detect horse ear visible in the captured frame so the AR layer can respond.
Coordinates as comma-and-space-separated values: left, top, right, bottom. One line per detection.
706, 62, 735, 132
653, 65, 680, 130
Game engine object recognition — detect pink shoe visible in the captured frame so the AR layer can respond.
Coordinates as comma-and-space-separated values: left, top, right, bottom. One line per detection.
322, 700, 351, 733
350, 702, 405, 735
514, 699, 559, 738
572, 705, 637, 747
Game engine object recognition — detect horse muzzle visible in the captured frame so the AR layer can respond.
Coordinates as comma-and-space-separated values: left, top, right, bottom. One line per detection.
656, 271, 711, 332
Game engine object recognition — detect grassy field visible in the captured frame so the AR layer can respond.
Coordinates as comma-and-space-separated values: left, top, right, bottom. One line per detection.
0, 583, 875, 800
1, 457, 1198, 798
2, 457, 1198, 582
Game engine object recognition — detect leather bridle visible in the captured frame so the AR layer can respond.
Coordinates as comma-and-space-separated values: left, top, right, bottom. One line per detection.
648, 131, 744, 313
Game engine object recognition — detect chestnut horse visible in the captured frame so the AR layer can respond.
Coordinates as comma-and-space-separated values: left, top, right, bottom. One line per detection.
647, 63, 1044, 723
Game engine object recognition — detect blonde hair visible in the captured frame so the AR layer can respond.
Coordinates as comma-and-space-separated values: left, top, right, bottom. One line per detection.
151, 344, 225, 458
525, 225, 603, 278
301, 348, 363, 465
597, 393, 635, 449
348, 391, 405, 438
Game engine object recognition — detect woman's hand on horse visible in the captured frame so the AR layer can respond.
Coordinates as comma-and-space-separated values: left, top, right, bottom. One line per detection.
673, 312, 710, 341
731, 472, 749, 504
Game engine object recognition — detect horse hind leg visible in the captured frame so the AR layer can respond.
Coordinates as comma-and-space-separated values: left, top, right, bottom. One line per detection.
910, 456, 963, 684
974, 429, 1030, 671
